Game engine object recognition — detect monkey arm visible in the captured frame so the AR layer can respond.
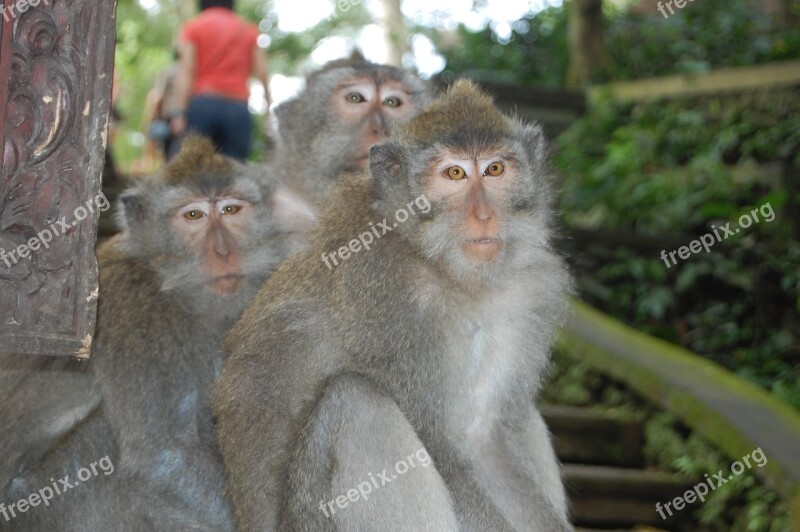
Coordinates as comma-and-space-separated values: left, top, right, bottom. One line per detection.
282, 372, 460, 531
0, 354, 100, 493
515, 404, 572, 522
214, 353, 299, 530
480, 403, 574, 532
215, 305, 327, 531
89, 250, 235, 531
430, 446, 519, 532
426, 408, 571, 532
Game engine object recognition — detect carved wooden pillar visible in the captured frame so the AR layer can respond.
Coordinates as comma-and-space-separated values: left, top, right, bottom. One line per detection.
0, 0, 116, 357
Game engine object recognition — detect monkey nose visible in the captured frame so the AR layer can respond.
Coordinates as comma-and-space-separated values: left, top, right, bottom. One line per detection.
369, 115, 389, 137
212, 230, 233, 258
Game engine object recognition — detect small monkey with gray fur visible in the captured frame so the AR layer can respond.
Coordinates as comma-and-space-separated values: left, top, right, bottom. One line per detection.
1, 137, 297, 531
215, 81, 574, 531
271, 51, 432, 206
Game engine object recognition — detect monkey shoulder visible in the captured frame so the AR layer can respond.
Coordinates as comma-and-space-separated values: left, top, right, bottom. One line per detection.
93, 237, 214, 363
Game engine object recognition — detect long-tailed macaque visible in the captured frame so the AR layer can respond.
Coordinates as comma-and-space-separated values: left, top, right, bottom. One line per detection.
215, 81, 574, 531
0, 137, 296, 531
271, 51, 432, 206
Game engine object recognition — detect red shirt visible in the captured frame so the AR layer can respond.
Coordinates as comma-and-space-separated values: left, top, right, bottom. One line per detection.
181, 8, 259, 101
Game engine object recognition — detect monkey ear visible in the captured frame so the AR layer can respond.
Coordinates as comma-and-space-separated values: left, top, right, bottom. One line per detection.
370, 143, 403, 198
274, 99, 297, 123
520, 123, 549, 167
118, 191, 146, 231
349, 48, 367, 63
274, 99, 303, 137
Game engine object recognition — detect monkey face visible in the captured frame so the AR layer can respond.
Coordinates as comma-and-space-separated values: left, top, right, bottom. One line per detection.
330, 77, 420, 171
421, 143, 553, 284
370, 81, 555, 286
170, 196, 255, 295
117, 137, 289, 327
271, 57, 431, 205
422, 151, 511, 263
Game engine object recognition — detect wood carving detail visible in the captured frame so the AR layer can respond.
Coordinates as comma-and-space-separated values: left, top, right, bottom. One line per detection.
0, 0, 115, 356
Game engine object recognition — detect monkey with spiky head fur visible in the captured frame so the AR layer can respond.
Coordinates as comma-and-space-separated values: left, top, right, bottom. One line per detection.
215, 81, 574, 531
271, 51, 432, 206
1, 137, 298, 531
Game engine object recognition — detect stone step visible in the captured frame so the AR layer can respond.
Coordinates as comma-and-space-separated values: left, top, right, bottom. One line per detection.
542, 405, 644, 468
564, 464, 694, 528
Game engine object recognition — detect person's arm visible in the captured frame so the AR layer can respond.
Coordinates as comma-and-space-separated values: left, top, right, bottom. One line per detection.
141, 87, 162, 133
171, 39, 197, 135
251, 45, 271, 109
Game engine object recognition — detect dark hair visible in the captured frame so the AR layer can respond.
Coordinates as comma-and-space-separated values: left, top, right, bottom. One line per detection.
199, 0, 234, 10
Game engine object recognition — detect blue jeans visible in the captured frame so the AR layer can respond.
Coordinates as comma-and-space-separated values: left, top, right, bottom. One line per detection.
186, 94, 252, 160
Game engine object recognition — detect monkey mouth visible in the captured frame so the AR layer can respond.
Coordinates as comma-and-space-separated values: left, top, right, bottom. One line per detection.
208, 274, 244, 295
461, 238, 503, 261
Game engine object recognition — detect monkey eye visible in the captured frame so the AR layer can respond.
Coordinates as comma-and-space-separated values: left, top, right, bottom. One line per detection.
346, 92, 366, 104
445, 166, 467, 180
183, 209, 206, 221
484, 162, 505, 177
383, 96, 402, 108
221, 204, 241, 216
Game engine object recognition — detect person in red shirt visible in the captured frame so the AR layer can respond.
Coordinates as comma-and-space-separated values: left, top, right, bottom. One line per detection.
171, 0, 271, 159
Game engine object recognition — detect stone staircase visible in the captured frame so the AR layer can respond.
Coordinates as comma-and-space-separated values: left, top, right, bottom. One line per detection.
542, 405, 693, 531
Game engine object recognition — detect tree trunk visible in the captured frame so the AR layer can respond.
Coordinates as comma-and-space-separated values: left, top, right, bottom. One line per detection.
567, 0, 607, 87
380, 0, 409, 68
780, 0, 799, 30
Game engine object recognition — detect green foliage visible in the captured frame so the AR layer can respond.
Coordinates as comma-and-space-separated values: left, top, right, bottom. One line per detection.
604, 0, 800, 81
439, 0, 800, 87
436, 5, 569, 87
555, 88, 800, 411
643, 412, 790, 532
542, 348, 639, 414
112, 0, 180, 168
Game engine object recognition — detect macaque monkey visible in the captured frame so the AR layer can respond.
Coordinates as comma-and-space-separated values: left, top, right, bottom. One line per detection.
215, 81, 574, 531
271, 51, 432, 206
1, 137, 296, 531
